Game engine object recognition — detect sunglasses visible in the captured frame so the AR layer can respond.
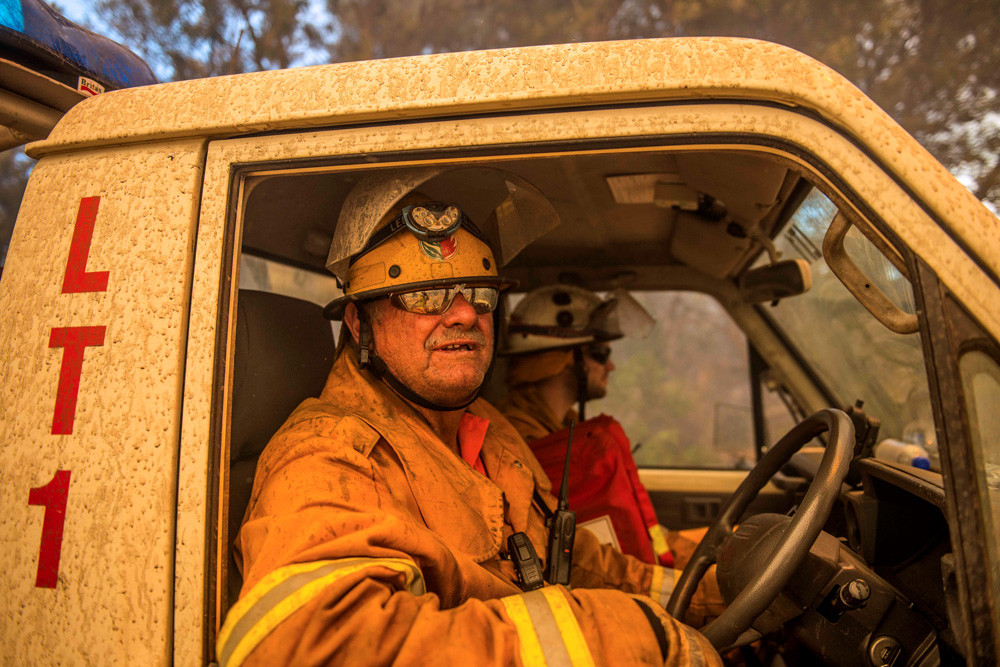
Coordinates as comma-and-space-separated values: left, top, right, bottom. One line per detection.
587, 345, 612, 365
389, 284, 500, 315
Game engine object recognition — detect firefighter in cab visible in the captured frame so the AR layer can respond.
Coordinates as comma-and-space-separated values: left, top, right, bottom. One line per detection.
220, 168, 723, 667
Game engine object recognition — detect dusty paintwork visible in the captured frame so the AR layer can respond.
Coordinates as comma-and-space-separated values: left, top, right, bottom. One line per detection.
0, 139, 205, 664
3, 36, 998, 666
173, 140, 241, 666
28, 39, 999, 283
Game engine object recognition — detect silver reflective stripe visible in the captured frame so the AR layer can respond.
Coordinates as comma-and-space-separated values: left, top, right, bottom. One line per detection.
649, 566, 676, 608
499, 587, 596, 667
218, 557, 424, 667
522, 589, 575, 667
680, 623, 709, 667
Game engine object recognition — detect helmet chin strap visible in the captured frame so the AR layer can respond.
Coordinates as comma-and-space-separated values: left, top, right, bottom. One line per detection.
573, 346, 588, 421
355, 304, 498, 413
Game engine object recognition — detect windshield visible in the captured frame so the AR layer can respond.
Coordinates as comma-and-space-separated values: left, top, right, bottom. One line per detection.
758, 189, 937, 466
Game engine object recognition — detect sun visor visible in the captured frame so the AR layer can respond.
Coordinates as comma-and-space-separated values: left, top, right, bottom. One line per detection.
589, 288, 656, 340
489, 173, 562, 266
326, 166, 560, 282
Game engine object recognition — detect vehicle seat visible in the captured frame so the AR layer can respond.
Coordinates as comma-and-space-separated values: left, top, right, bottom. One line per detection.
228, 289, 336, 601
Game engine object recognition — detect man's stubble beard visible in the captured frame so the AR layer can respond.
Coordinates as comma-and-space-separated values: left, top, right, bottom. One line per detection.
586, 383, 607, 401
367, 300, 493, 407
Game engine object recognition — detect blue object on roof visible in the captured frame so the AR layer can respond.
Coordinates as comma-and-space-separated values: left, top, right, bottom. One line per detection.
0, 0, 156, 91
0, 0, 25, 32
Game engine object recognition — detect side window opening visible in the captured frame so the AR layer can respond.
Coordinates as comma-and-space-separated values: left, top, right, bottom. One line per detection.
222, 253, 342, 621
756, 188, 937, 468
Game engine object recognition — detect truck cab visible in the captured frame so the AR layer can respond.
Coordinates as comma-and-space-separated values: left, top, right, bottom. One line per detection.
1, 37, 998, 665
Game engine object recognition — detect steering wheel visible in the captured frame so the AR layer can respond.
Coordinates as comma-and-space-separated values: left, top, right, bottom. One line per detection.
665, 409, 854, 650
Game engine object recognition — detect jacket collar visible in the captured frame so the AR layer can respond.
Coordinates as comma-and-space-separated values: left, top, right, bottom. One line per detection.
502, 382, 575, 434
320, 351, 543, 562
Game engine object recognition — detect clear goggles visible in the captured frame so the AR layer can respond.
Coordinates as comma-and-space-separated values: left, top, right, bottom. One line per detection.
390, 283, 500, 315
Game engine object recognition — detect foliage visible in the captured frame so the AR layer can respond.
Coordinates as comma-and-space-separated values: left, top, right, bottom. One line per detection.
95, 0, 329, 78
76, 0, 1000, 208
0, 149, 33, 269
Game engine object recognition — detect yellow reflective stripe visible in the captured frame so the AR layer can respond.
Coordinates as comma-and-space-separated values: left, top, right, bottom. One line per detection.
501, 594, 549, 666
648, 524, 669, 557
540, 587, 595, 667
649, 567, 663, 602
218, 560, 328, 653
500, 588, 596, 667
648, 566, 680, 608
217, 557, 424, 667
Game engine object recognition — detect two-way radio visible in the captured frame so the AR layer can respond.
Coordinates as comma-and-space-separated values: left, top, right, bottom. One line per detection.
545, 421, 577, 586
511, 421, 578, 590
507, 532, 545, 591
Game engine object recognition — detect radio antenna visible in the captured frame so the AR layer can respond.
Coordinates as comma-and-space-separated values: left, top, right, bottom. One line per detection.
558, 421, 575, 511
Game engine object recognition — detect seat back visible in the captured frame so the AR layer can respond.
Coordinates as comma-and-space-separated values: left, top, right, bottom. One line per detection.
228, 289, 336, 600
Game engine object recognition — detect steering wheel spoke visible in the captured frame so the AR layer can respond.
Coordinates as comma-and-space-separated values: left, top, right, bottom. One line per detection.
665, 409, 855, 650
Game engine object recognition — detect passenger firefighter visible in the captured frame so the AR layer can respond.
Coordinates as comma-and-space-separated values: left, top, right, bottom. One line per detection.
497, 285, 718, 578
220, 169, 724, 667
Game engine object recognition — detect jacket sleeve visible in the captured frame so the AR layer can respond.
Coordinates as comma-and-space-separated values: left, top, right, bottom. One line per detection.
219, 409, 721, 667
565, 508, 728, 629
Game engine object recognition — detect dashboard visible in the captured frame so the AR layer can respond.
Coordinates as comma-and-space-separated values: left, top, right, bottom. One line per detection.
748, 454, 963, 666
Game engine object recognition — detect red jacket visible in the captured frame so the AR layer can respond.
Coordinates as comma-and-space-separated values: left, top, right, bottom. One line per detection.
529, 416, 671, 566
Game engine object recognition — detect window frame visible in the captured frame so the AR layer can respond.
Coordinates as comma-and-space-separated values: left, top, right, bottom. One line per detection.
912, 259, 1000, 661
180, 100, 1000, 662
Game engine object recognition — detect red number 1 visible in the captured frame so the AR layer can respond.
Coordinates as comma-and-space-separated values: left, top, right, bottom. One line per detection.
28, 470, 72, 588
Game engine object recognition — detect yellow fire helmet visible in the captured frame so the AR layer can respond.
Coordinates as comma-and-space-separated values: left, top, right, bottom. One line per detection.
323, 192, 516, 320
322, 167, 559, 411
324, 190, 524, 412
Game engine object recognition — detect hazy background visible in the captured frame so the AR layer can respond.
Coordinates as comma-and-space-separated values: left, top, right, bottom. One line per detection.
1, 0, 998, 271
3, 0, 995, 467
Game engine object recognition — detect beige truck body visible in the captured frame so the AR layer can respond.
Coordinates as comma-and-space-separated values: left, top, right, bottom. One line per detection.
1, 38, 997, 665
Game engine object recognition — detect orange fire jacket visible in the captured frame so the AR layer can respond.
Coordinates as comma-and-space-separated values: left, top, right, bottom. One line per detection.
219, 350, 722, 666
496, 382, 573, 442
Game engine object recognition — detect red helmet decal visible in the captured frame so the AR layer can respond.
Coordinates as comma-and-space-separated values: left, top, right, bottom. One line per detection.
420, 235, 458, 261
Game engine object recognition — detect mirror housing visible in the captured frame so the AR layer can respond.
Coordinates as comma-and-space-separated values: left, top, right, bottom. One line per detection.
738, 259, 812, 303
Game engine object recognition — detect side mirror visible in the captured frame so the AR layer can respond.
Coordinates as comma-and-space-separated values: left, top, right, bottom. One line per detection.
738, 259, 812, 303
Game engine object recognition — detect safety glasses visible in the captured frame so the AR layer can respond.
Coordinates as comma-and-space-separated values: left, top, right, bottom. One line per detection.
586, 344, 612, 365
390, 284, 499, 315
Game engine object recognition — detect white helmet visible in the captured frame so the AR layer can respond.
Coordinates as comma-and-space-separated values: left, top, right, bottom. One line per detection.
503, 285, 624, 356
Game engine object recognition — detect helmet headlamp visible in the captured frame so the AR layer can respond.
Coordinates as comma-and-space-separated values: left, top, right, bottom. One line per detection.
402, 203, 464, 240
